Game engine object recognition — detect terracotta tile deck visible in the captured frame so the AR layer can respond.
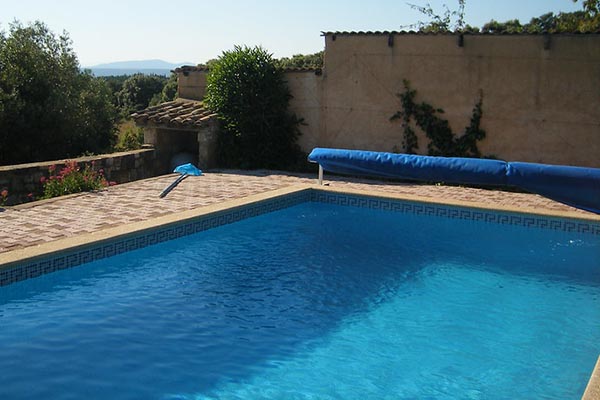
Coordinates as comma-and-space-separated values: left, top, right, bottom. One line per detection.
0, 170, 597, 255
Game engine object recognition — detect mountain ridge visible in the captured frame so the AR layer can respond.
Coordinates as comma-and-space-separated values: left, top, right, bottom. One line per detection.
86, 59, 195, 69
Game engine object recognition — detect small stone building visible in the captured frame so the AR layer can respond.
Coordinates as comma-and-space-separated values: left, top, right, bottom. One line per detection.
131, 66, 217, 174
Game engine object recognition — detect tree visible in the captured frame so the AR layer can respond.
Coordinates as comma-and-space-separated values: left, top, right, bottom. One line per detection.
481, 19, 523, 33
480, 1, 600, 34
276, 51, 323, 69
0, 21, 117, 165
575, 0, 599, 16
116, 73, 166, 116
573, 0, 600, 30
100, 74, 129, 108
204, 45, 303, 169
408, 0, 466, 32
482, 11, 598, 33
410, 1, 599, 33
149, 72, 178, 106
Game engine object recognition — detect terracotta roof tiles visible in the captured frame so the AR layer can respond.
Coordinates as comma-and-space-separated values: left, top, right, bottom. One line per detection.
131, 99, 217, 129
173, 65, 210, 73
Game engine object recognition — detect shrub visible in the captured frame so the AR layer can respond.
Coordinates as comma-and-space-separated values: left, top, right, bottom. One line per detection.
149, 72, 178, 106
115, 120, 144, 151
0, 189, 8, 207
41, 161, 112, 199
117, 73, 167, 117
204, 45, 304, 169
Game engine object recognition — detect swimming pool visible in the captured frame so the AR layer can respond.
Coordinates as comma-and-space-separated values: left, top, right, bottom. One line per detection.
0, 189, 599, 399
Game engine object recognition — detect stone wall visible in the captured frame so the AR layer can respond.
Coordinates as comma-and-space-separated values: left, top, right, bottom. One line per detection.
0, 149, 158, 206
143, 127, 199, 174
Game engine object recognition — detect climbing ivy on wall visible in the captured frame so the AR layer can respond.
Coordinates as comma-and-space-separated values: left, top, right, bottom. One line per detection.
391, 80, 486, 157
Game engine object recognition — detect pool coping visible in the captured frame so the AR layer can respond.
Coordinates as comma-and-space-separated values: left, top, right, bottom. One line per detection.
2, 183, 599, 270
1, 183, 599, 399
584, 357, 600, 400
0, 185, 311, 269
2, 183, 600, 269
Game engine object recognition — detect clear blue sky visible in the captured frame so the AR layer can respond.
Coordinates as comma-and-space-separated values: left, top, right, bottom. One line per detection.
1, 0, 582, 67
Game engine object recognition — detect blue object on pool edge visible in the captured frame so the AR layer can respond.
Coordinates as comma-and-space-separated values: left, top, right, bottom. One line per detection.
308, 148, 600, 214
174, 163, 202, 176
159, 163, 203, 198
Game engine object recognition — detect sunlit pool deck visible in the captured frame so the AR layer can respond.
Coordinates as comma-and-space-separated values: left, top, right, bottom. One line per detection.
0, 169, 599, 398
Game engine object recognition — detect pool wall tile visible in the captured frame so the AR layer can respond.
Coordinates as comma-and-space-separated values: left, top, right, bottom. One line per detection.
310, 190, 600, 235
1, 188, 598, 287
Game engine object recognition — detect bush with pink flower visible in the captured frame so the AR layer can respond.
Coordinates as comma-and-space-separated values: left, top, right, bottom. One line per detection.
41, 160, 110, 199
0, 189, 8, 206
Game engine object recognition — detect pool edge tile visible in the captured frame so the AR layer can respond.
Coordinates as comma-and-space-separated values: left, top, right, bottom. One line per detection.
311, 187, 600, 235
313, 185, 600, 223
3, 184, 600, 286
583, 356, 600, 400
0, 185, 313, 279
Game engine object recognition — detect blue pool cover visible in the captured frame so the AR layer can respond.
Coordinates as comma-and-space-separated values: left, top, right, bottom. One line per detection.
507, 162, 600, 214
308, 148, 600, 214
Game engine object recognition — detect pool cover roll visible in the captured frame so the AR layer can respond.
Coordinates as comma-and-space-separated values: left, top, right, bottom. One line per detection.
507, 162, 600, 214
308, 148, 508, 186
308, 148, 600, 214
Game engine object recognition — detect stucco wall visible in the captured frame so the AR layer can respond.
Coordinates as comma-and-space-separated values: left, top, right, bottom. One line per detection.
284, 71, 322, 152
308, 33, 600, 167
178, 71, 207, 100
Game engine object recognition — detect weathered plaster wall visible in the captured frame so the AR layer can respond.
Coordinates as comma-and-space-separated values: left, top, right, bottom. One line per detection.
284, 71, 322, 152
178, 71, 207, 100
312, 33, 600, 167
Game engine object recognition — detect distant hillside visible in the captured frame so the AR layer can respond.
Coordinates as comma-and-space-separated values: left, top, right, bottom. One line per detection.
88, 68, 170, 77
89, 59, 192, 69
85, 59, 194, 77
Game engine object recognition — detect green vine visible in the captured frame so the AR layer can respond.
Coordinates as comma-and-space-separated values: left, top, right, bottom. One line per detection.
391, 80, 486, 157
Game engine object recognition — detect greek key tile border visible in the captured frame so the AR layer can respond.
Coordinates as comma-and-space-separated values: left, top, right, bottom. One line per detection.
0, 191, 310, 287
2, 188, 598, 287
310, 191, 600, 236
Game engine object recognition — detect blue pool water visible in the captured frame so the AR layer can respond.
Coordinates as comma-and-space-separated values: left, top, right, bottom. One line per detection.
0, 202, 599, 399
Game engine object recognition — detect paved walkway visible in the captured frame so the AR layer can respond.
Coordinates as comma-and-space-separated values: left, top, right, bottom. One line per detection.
0, 170, 596, 254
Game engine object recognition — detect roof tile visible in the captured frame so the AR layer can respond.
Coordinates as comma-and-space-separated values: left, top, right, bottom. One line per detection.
131, 99, 217, 129
173, 65, 210, 73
